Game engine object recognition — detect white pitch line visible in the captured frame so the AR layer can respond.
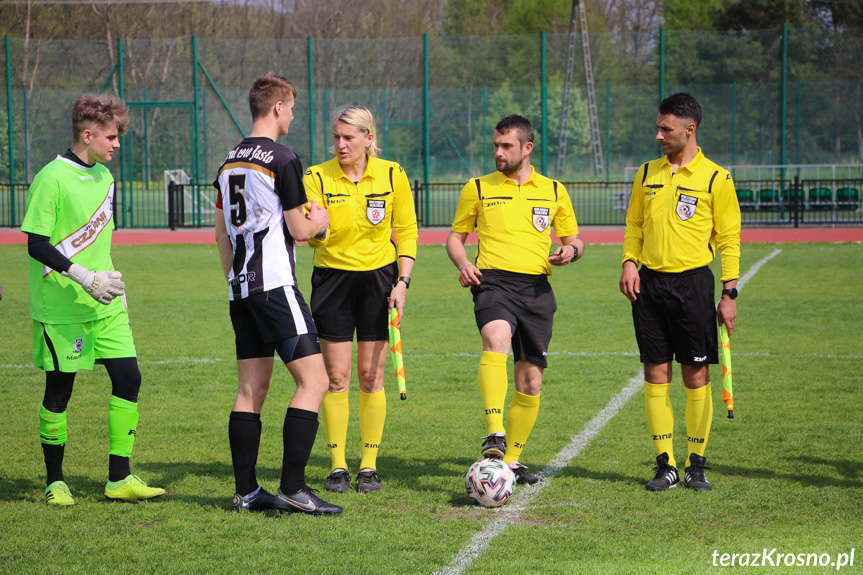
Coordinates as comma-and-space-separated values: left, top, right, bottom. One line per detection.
0, 351, 638, 370
433, 248, 784, 575
0, 357, 227, 369
6, 347, 861, 371
434, 374, 644, 575
737, 248, 781, 290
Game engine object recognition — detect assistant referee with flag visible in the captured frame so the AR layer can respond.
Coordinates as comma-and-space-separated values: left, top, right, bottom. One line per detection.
304, 105, 418, 494
619, 92, 741, 492
447, 114, 584, 486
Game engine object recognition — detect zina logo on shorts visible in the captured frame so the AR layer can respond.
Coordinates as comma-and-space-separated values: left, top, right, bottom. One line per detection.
74, 338, 84, 353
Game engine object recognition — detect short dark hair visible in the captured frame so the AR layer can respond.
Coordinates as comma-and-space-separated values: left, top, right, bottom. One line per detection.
249, 72, 297, 120
659, 92, 702, 127
71, 93, 129, 140
494, 114, 534, 145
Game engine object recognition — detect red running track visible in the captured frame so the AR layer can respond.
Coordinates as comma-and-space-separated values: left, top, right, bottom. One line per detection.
1, 227, 862, 245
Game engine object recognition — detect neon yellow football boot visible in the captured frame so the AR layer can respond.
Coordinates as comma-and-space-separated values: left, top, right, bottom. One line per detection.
104, 475, 166, 502
45, 481, 75, 506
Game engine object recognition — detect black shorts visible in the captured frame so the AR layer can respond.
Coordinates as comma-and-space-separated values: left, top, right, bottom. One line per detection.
632, 266, 718, 366
310, 262, 398, 342
471, 269, 556, 368
229, 285, 320, 361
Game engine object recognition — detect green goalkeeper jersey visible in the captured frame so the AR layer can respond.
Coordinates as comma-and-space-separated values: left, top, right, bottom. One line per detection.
22, 155, 123, 324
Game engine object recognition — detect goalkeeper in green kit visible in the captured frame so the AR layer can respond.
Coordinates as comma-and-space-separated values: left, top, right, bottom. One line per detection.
21, 93, 165, 505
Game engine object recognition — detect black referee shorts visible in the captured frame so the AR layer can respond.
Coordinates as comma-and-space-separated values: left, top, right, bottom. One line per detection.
229, 285, 320, 361
471, 269, 556, 368
632, 265, 719, 366
310, 262, 398, 342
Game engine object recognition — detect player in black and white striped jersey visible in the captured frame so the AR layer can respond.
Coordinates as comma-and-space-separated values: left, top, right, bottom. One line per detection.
214, 72, 342, 515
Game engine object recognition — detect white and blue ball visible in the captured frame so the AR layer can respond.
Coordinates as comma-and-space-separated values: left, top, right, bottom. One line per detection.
465, 458, 516, 507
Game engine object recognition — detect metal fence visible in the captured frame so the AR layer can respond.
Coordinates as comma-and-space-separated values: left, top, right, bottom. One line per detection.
2, 27, 862, 198
5, 178, 860, 229
734, 178, 863, 226
416, 178, 863, 228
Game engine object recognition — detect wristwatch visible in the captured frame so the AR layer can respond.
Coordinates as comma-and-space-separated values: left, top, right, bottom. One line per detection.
397, 276, 411, 289
721, 288, 738, 300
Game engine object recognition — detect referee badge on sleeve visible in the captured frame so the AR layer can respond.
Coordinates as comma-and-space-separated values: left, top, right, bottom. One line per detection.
676, 194, 698, 221
532, 207, 550, 232
367, 199, 386, 225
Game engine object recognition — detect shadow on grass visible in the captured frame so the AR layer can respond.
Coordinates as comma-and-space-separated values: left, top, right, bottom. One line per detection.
135, 460, 252, 509
0, 475, 50, 502
32, 452, 843, 511
133, 453, 486, 509
720, 456, 863, 489
785, 455, 863, 480
1, 473, 117, 503
553, 464, 646, 487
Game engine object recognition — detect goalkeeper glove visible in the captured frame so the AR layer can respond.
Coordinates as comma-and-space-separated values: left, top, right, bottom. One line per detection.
63, 263, 125, 305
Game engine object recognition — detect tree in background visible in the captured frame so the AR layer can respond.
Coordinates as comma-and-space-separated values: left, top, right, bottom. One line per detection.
809, 0, 863, 30
717, 0, 809, 30
664, 0, 722, 30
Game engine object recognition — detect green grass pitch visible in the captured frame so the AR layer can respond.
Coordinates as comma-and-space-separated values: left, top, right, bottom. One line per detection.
0, 241, 861, 574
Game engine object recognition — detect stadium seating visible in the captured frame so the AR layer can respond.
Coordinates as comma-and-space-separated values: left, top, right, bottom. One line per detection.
836, 187, 859, 210
808, 187, 833, 211
736, 188, 756, 211
784, 187, 805, 207
758, 188, 780, 211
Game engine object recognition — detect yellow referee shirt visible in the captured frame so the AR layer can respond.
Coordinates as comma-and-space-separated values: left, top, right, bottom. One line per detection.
304, 156, 418, 271
622, 148, 741, 283
451, 167, 579, 276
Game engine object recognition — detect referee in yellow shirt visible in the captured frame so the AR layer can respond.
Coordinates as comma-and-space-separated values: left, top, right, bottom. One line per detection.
619, 92, 741, 492
447, 114, 584, 485
304, 105, 418, 494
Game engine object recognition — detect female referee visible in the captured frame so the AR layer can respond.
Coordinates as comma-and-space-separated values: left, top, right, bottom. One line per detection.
304, 105, 418, 493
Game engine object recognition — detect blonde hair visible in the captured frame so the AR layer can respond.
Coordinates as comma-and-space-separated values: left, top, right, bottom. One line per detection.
72, 93, 130, 140
329, 105, 379, 158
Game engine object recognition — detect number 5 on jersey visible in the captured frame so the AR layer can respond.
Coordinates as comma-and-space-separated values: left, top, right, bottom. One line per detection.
229, 174, 248, 227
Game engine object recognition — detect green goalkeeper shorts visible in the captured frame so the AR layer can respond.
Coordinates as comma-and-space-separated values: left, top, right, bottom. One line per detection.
33, 310, 137, 373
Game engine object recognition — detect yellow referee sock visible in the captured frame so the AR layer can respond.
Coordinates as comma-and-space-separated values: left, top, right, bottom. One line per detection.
478, 351, 508, 435
359, 389, 386, 471
503, 391, 540, 466
644, 382, 676, 468
685, 383, 713, 468
321, 390, 349, 472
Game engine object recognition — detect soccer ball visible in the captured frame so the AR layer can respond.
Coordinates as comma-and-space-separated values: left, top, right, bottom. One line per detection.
465, 458, 516, 508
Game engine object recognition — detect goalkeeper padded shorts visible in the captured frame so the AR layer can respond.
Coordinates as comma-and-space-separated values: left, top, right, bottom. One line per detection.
33, 310, 136, 372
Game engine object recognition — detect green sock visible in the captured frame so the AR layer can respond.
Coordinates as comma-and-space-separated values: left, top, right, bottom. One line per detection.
39, 406, 67, 445
108, 396, 139, 458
